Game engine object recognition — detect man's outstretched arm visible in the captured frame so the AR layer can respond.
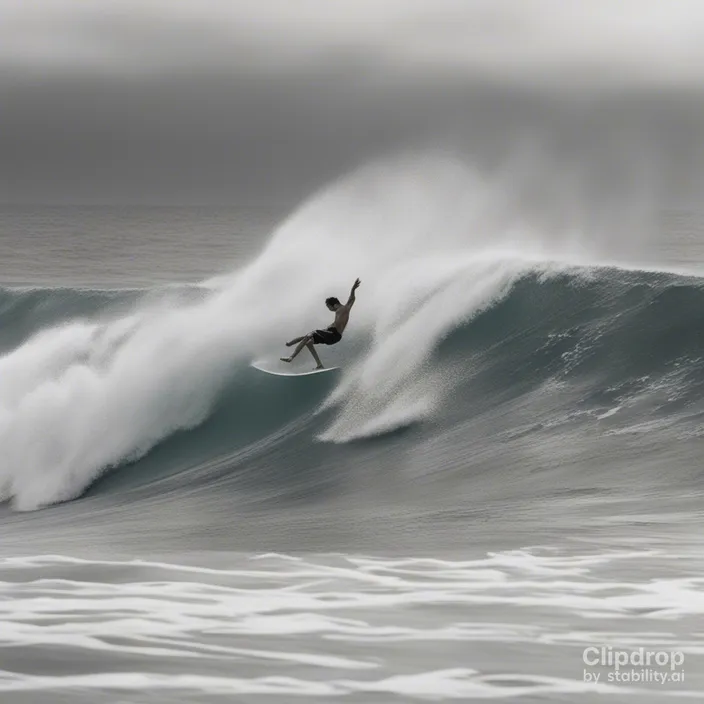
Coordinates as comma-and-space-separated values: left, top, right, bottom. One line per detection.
346, 278, 361, 307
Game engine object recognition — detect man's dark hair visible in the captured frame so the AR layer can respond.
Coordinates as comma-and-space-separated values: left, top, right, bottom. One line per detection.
326, 297, 341, 307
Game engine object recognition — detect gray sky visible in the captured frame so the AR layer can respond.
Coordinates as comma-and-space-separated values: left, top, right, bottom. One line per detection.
2, 0, 704, 204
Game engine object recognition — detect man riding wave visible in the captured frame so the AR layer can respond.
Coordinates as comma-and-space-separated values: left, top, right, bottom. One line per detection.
281, 278, 361, 369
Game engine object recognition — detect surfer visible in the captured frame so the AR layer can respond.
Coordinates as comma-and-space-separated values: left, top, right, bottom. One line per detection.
281, 278, 361, 369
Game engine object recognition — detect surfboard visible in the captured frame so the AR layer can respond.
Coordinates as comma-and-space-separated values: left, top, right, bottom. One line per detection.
251, 361, 340, 377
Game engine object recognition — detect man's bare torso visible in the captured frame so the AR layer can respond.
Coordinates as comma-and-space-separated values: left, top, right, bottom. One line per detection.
332, 305, 352, 334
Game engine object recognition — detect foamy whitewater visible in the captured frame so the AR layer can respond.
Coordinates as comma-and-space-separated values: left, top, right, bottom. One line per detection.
0, 157, 703, 702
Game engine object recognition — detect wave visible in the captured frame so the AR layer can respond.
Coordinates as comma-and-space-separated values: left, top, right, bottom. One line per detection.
1, 157, 703, 511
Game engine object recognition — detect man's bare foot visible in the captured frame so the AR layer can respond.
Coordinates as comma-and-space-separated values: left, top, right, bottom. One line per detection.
315, 365, 325, 370
285, 340, 295, 347
280, 357, 292, 363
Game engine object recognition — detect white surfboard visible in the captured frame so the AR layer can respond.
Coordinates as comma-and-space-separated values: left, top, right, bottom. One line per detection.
251, 361, 340, 377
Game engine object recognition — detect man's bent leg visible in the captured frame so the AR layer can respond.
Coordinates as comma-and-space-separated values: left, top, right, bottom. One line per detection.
306, 341, 324, 369
281, 334, 312, 362
286, 336, 306, 347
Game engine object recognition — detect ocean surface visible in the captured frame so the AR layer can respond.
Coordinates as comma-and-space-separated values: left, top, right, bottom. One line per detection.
0, 164, 703, 702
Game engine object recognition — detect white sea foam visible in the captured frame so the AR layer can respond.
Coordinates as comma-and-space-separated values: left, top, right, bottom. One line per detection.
0, 549, 702, 700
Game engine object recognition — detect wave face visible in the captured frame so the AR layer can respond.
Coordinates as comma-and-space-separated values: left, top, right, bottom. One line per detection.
0, 158, 703, 512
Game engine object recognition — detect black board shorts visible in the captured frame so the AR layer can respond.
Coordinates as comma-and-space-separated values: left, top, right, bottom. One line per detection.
311, 326, 342, 345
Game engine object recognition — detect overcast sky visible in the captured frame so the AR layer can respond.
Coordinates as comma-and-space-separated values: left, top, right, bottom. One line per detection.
1, 0, 704, 204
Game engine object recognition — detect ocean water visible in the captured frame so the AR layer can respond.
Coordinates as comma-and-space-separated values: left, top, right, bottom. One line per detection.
0, 161, 703, 702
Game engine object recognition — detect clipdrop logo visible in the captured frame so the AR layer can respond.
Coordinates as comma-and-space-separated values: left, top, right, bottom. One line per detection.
583, 646, 685, 686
